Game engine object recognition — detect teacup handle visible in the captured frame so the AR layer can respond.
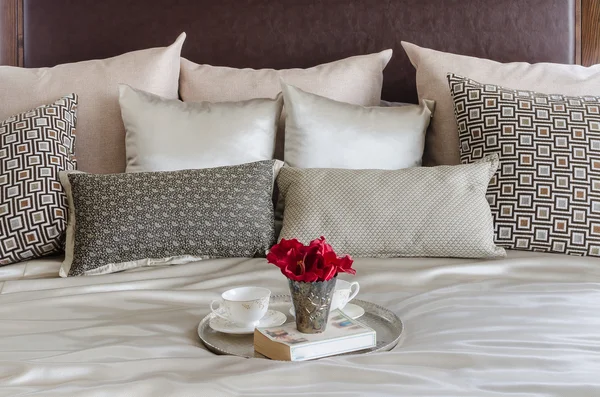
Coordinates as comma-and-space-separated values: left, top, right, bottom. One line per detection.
210, 299, 229, 320
347, 281, 360, 302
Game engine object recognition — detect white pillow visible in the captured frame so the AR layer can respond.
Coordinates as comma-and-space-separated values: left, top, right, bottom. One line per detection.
119, 85, 283, 172
281, 83, 434, 169
180, 50, 392, 160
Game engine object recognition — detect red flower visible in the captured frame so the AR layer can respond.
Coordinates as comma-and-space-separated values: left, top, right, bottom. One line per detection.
267, 236, 355, 282
266, 238, 306, 281
334, 255, 356, 276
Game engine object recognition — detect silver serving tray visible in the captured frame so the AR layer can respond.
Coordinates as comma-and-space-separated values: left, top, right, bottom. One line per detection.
198, 294, 403, 359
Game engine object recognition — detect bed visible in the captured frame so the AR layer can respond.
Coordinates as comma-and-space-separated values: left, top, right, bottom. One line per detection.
2, 1, 600, 396
1, 252, 599, 396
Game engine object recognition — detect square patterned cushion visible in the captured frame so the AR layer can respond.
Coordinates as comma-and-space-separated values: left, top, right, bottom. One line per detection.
59, 160, 283, 276
0, 94, 78, 266
277, 158, 505, 259
447, 73, 600, 256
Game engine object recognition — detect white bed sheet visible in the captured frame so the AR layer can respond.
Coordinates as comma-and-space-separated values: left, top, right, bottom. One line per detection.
0, 255, 62, 283
1, 251, 600, 396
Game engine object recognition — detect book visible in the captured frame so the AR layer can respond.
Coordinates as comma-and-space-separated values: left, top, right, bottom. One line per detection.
253, 309, 376, 361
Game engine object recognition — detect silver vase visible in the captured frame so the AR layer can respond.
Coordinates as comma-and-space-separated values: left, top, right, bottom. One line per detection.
289, 277, 337, 334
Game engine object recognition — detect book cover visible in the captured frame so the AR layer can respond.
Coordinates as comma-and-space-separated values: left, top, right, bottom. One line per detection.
254, 309, 376, 361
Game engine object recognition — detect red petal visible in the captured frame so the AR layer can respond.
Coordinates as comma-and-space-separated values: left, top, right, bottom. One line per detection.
282, 265, 303, 281
322, 266, 337, 281
301, 271, 320, 282
337, 255, 354, 270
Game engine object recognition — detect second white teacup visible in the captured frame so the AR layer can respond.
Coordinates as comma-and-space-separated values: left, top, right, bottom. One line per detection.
331, 280, 360, 311
210, 287, 270, 326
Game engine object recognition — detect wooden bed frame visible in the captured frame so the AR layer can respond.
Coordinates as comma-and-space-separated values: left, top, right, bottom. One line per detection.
1, 0, 594, 66
0, 0, 596, 67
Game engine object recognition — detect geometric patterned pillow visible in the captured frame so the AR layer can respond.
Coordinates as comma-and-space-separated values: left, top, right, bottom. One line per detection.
277, 160, 505, 259
0, 94, 78, 265
447, 73, 600, 256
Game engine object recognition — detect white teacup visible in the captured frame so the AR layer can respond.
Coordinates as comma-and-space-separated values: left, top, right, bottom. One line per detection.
210, 287, 271, 326
331, 280, 360, 311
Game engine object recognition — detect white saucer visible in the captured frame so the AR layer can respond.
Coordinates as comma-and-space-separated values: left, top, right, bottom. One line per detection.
209, 310, 287, 334
289, 303, 365, 320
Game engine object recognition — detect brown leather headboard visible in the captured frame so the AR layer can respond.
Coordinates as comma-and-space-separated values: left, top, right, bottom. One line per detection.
21, 0, 576, 103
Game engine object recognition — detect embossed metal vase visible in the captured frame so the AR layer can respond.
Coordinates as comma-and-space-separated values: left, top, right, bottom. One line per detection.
289, 277, 337, 333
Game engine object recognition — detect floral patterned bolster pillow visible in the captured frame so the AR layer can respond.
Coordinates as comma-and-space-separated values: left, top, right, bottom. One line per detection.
59, 160, 283, 277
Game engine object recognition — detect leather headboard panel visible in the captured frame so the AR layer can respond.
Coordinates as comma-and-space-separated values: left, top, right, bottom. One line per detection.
23, 0, 576, 103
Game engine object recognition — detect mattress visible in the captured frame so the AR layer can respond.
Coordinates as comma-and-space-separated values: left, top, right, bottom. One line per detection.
1, 251, 599, 396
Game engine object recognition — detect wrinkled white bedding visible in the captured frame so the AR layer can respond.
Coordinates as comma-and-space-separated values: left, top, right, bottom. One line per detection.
0, 256, 62, 283
1, 251, 600, 396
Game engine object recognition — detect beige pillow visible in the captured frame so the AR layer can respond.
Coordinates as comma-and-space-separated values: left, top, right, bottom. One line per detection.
0, 34, 185, 174
282, 83, 434, 168
180, 50, 392, 159
402, 41, 600, 166
277, 157, 505, 259
119, 85, 283, 172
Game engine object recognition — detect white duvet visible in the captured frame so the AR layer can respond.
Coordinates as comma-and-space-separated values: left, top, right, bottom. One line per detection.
1, 251, 600, 396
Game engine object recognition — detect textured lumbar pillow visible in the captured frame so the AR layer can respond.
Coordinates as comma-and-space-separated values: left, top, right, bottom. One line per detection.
281, 83, 434, 169
180, 50, 392, 160
277, 157, 505, 258
59, 160, 283, 276
119, 85, 283, 172
447, 73, 600, 256
0, 95, 78, 266
402, 41, 600, 166
0, 33, 185, 174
